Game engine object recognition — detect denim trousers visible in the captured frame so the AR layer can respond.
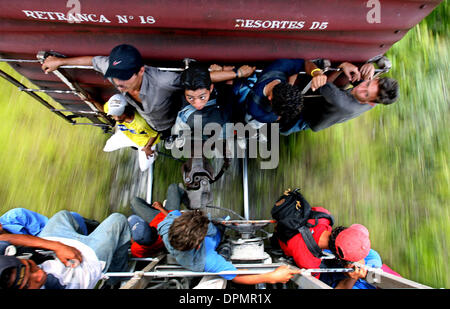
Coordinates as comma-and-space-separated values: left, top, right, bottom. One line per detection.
280, 116, 310, 136
39, 210, 131, 272
130, 183, 184, 223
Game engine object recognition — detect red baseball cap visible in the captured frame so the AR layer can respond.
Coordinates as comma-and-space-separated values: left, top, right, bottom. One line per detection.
335, 225, 371, 262
349, 224, 369, 237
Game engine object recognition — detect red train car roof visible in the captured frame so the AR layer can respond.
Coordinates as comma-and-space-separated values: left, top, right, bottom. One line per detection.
0, 0, 442, 127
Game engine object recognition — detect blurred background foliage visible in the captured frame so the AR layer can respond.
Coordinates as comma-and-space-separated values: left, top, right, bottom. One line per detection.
0, 2, 448, 288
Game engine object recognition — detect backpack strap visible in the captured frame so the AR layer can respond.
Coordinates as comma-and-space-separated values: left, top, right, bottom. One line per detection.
298, 225, 324, 258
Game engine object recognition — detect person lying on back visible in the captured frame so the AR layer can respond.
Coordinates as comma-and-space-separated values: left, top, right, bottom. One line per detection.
41, 44, 254, 139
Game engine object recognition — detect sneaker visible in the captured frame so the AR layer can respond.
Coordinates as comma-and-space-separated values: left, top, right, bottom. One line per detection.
178, 183, 191, 208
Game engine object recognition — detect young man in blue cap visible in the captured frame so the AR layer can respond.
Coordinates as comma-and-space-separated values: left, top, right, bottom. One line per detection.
41, 44, 252, 139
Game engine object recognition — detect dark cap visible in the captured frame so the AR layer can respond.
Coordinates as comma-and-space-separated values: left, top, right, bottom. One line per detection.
104, 44, 143, 81
0, 255, 26, 289
127, 215, 157, 246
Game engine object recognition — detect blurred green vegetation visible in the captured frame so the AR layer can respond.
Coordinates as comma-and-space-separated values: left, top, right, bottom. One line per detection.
244, 2, 449, 288
0, 63, 120, 220
0, 2, 448, 288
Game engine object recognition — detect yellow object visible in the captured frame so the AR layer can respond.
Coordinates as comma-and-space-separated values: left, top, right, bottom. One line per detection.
310, 68, 322, 77
116, 112, 160, 147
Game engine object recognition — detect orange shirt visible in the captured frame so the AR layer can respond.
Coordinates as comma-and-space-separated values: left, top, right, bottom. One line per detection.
130, 211, 171, 258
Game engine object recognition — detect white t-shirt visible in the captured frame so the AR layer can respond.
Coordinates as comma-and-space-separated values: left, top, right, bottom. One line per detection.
39, 237, 106, 289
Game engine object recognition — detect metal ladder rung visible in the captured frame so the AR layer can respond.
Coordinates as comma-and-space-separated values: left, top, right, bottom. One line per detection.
18, 86, 78, 95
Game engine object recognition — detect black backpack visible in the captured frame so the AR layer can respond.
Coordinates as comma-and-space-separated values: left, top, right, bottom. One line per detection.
271, 188, 334, 258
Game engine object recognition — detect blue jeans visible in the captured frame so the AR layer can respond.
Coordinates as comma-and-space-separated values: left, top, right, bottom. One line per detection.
131, 183, 184, 222
280, 116, 310, 136
39, 210, 131, 272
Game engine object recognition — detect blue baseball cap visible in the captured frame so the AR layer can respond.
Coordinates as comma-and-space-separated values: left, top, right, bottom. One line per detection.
104, 44, 143, 81
127, 215, 157, 246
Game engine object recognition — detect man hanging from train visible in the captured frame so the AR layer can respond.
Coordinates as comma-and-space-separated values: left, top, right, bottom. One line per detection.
238, 58, 399, 135
167, 62, 255, 149
41, 44, 255, 141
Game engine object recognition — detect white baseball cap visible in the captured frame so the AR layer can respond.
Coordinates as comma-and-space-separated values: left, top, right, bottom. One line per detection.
105, 94, 127, 116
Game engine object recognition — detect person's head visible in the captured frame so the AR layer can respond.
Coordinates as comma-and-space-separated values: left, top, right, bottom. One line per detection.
328, 224, 371, 264
352, 77, 399, 105
168, 210, 210, 251
181, 64, 213, 110
128, 215, 158, 246
104, 44, 145, 92
0, 255, 47, 289
270, 82, 304, 122
104, 94, 134, 123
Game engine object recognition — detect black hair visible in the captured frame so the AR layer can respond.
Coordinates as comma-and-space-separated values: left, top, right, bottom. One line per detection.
271, 83, 304, 124
123, 104, 135, 117
377, 77, 399, 105
181, 64, 212, 91
328, 226, 350, 267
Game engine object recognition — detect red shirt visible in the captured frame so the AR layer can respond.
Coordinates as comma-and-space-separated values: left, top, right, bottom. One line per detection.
130, 211, 170, 258
278, 207, 332, 272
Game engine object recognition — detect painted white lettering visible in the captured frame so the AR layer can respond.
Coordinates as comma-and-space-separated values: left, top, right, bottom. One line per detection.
287, 21, 298, 29
116, 15, 129, 23
233, 19, 313, 31
22, 10, 37, 19
75, 13, 90, 22
279, 21, 289, 29
67, 13, 80, 22
261, 20, 272, 28
138, 16, 155, 24
45, 12, 57, 20
318, 22, 328, 29
98, 14, 111, 23
235, 19, 244, 28
296, 21, 305, 29
309, 21, 320, 29
87, 14, 98, 22
271, 20, 280, 29
54, 12, 67, 21
244, 19, 255, 27
34, 11, 48, 19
